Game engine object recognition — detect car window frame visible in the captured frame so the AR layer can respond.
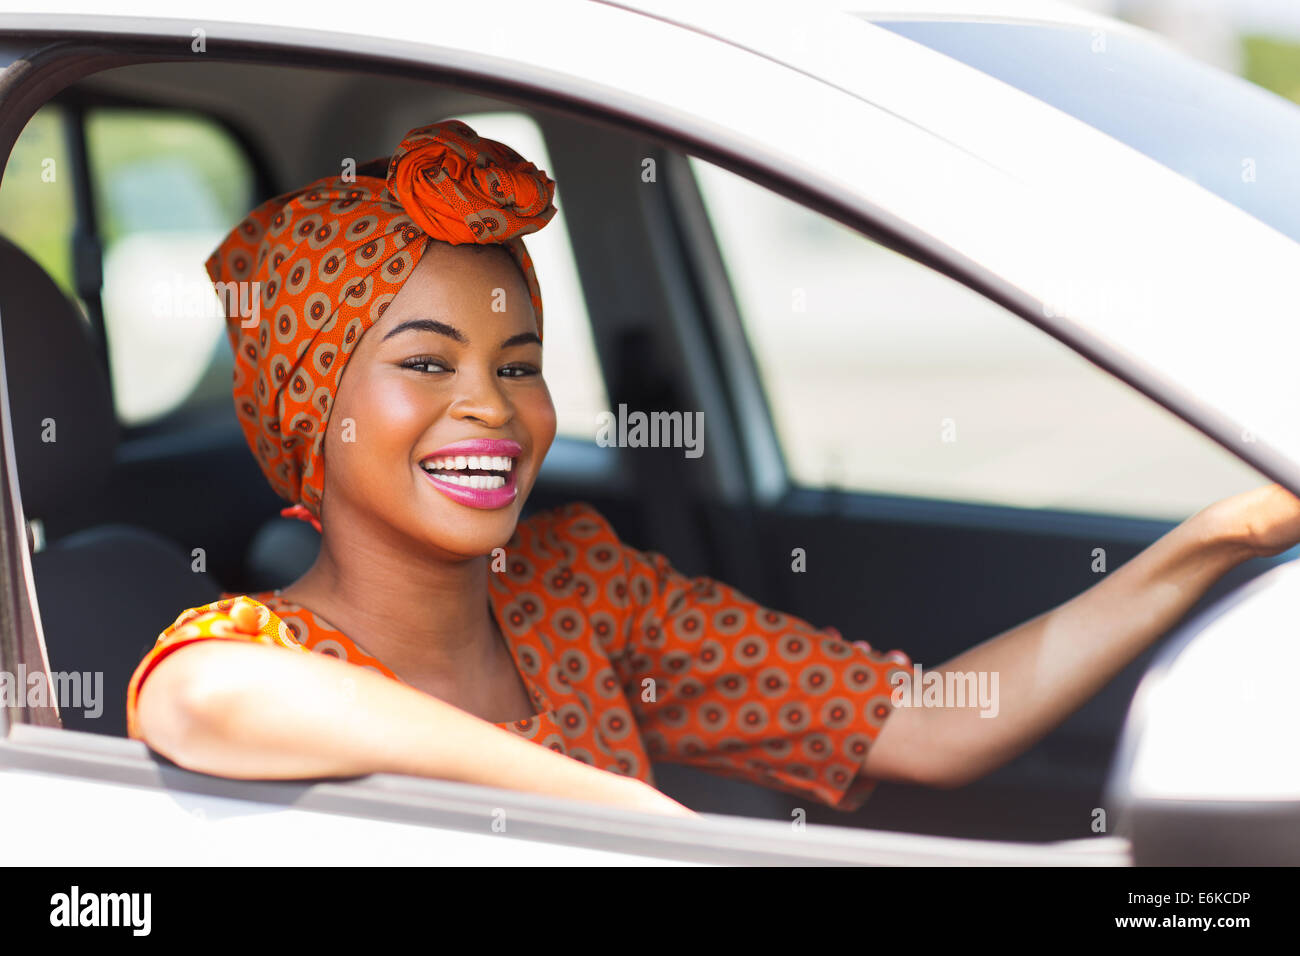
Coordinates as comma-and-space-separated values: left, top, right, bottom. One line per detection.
0, 16, 1255, 855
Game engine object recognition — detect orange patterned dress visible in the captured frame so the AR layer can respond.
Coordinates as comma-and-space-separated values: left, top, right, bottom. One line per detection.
126, 502, 913, 810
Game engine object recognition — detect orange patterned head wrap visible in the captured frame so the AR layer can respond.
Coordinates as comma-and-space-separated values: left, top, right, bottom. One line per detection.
207, 119, 557, 532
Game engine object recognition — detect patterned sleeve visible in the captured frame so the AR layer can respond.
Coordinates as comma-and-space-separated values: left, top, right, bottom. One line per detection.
565, 503, 914, 812
125, 596, 307, 741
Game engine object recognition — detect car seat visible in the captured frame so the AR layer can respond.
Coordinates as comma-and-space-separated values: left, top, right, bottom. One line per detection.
0, 236, 222, 736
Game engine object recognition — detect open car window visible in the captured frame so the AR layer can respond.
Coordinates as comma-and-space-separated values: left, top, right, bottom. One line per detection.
0, 104, 610, 441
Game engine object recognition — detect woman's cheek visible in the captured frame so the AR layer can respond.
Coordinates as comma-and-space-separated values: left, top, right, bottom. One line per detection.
364, 376, 440, 443
520, 387, 557, 481
326, 374, 428, 480
351, 374, 436, 447
535, 386, 558, 447
523, 380, 557, 429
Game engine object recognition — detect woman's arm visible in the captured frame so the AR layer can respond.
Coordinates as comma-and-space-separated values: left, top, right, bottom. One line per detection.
135, 602, 697, 817
862, 482, 1300, 788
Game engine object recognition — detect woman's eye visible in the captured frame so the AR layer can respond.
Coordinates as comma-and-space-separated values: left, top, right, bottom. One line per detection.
499, 364, 540, 378
401, 357, 448, 374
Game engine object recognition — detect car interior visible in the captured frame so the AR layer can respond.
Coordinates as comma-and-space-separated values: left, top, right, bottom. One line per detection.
0, 54, 1285, 843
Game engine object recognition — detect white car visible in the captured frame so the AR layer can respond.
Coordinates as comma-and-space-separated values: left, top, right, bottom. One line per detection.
0, 0, 1297, 865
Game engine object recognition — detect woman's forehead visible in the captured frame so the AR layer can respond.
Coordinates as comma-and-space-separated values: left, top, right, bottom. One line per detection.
373, 244, 539, 341
406, 242, 524, 297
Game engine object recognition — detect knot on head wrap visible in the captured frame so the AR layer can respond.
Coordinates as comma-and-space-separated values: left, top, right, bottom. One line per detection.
388, 118, 555, 244
207, 119, 557, 531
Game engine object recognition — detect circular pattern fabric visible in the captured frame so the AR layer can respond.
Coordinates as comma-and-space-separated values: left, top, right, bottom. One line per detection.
126, 502, 915, 812
207, 119, 557, 530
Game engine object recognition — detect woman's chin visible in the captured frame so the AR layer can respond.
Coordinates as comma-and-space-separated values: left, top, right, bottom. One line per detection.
410, 502, 522, 557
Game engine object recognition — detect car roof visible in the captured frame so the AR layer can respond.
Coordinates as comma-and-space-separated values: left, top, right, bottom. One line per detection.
0, 0, 1130, 28
608, 0, 1128, 31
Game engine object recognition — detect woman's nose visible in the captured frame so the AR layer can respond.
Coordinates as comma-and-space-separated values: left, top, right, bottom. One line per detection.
448, 369, 511, 427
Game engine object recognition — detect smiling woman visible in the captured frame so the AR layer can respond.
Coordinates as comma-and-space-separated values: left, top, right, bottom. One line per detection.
125, 118, 918, 816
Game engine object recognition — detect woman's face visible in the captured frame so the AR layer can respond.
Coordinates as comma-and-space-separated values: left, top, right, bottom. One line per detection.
319, 241, 556, 559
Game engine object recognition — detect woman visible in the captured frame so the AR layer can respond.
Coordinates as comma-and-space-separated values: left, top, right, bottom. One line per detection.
128, 119, 1300, 820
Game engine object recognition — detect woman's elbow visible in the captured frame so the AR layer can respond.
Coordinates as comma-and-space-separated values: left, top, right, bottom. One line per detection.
135, 645, 246, 768
864, 708, 982, 789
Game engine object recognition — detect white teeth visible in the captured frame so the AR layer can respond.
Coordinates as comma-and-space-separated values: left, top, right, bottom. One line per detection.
428, 473, 506, 489
420, 454, 515, 472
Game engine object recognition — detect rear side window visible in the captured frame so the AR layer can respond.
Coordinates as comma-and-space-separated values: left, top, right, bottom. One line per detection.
0, 105, 256, 428
86, 109, 255, 426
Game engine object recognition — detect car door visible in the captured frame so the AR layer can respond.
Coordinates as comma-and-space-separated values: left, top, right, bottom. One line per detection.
0, 2, 1293, 862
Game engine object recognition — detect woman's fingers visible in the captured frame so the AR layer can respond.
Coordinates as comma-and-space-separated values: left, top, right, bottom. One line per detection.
228, 598, 263, 634
187, 599, 262, 636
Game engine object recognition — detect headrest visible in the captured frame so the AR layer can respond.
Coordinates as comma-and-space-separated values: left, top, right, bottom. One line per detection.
0, 237, 118, 520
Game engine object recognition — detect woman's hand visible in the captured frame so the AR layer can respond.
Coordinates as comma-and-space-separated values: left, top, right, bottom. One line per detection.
1198, 482, 1300, 560
877, 481, 1300, 789
165, 597, 264, 642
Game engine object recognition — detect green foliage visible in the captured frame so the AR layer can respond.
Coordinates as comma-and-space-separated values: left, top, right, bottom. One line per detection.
1240, 33, 1300, 104
0, 108, 75, 297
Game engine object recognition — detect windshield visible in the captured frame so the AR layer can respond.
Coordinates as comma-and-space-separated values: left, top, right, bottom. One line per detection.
865, 18, 1300, 245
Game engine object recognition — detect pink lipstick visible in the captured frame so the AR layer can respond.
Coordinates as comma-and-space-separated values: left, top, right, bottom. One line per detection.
418, 439, 522, 510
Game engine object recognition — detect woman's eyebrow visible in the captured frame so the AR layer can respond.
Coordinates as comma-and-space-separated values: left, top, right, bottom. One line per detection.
501, 332, 542, 349
382, 319, 541, 350
382, 318, 465, 343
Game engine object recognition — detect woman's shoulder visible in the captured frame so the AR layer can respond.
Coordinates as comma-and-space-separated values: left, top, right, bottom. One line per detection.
210, 589, 392, 672
216, 588, 333, 643
219, 588, 289, 611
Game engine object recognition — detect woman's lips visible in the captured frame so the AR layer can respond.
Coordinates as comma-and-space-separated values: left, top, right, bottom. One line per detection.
418, 438, 522, 510
421, 465, 518, 509
427, 438, 522, 458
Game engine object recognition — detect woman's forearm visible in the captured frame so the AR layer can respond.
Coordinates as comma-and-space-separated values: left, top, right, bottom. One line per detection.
864, 507, 1254, 788
137, 640, 694, 815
